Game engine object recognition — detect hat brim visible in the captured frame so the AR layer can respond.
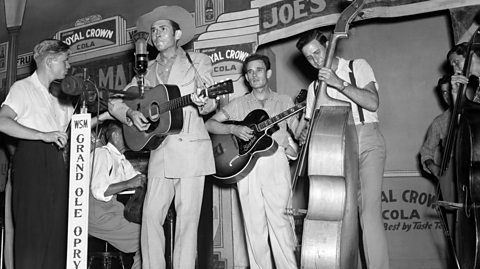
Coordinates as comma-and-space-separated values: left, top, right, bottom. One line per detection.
136, 6, 195, 47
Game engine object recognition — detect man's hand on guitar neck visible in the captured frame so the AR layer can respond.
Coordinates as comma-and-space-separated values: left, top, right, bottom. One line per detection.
126, 108, 150, 131
191, 89, 217, 115
191, 90, 208, 106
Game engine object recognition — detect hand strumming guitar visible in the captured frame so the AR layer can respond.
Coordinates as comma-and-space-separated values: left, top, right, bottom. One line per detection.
126, 108, 150, 131
230, 125, 253, 141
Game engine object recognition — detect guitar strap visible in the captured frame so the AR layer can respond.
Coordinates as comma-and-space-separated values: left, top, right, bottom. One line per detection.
348, 60, 365, 125
185, 52, 209, 93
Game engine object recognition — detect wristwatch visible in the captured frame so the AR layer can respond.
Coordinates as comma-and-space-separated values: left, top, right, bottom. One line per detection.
339, 80, 349, 92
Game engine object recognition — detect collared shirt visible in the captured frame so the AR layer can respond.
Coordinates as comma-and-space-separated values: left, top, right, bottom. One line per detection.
304, 57, 380, 125
2, 71, 73, 132
148, 47, 215, 95
221, 91, 298, 149
90, 142, 139, 202
109, 47, 216, 178
419, 110, 451, 172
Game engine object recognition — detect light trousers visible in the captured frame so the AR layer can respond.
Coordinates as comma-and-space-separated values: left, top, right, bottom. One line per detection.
141, 170, 205, 269
237, 148, 298, 269
356, 123, 390, 269
89, 196, 142, 269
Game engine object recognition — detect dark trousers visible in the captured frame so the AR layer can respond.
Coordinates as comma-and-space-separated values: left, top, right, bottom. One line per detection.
12, 140, 68, 269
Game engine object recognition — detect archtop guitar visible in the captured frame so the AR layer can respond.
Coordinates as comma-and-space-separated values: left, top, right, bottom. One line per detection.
211, 102, 305, 184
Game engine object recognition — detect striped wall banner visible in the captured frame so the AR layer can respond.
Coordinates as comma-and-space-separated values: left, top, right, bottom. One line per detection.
448, 5, 480, 44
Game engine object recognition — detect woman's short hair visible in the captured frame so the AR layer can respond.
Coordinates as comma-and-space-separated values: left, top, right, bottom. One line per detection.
33, 39, 70, 64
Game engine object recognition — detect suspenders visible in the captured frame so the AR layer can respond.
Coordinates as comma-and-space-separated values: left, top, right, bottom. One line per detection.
348, 60, 365, 125
312, 60, 365, 125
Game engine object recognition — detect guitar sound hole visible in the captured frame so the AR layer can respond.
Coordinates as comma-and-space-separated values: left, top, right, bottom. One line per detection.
149, 102, 160, 121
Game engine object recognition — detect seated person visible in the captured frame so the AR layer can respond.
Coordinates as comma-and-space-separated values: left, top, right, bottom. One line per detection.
89, 121, 145, 269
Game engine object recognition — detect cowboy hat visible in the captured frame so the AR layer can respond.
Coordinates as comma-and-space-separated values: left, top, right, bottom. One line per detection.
136, 5, 195, 47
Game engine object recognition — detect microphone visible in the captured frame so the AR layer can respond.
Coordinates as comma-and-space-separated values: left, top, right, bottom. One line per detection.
61, 75, 91, 96
133, 31, 149, 97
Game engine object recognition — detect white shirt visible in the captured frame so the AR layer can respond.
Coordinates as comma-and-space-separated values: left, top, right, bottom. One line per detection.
304, 57, 380, 125
90, 142, 139, 202
2, 72, 73, 132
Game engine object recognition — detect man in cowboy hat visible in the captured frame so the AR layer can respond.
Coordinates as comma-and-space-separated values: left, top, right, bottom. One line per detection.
108, 5, 217, 269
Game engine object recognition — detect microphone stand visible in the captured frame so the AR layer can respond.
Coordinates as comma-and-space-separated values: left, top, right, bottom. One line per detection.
133, 31, 150, 98
80, 68, 89, 114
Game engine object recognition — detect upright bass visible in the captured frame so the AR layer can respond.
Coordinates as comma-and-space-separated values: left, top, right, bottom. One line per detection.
295, 1, 365, 268
439, 27, 480, 269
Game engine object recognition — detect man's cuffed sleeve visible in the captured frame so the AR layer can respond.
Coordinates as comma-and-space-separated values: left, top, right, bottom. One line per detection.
90, 149, 114, 202
108, 98, 132, 126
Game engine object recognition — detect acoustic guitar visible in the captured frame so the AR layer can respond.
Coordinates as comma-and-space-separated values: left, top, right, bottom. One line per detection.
123, 79, 233, 151
211, 102, 305, 184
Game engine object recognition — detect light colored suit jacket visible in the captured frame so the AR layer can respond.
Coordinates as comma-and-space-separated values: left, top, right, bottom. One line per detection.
109, 48, 216, 178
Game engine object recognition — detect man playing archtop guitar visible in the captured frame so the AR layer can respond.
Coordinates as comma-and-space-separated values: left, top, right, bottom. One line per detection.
205, 53, 299, 269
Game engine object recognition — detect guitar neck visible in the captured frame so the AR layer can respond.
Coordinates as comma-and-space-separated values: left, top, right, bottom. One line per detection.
160, 94, 193, 113
160, 87, 209, 113
158, 85, 226, 113
257, 103, 305, 131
